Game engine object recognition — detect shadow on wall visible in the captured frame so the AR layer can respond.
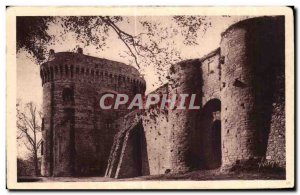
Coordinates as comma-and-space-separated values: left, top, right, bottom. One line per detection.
131, 121, 150, 177
110, 120, 150, 179
245, 17, 285, 157
191, 99, 221, 170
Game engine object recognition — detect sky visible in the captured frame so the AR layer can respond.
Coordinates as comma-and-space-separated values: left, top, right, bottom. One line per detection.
16, 15, 250, 159
17, 16, 250, 107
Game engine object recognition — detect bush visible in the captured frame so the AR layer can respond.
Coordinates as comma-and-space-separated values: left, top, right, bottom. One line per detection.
17, 157, 41, 177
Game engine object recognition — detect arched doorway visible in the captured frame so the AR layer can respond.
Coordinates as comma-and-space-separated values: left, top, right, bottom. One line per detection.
110, 120, 150, 178
197, 98, 221, 169
132, 121, 148, 176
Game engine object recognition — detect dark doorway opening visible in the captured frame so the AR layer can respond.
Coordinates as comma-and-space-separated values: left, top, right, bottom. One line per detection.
134, 125, 143, 176
210, 120, 221, 168
194, 98, 221, 170
131, 121, 149, 177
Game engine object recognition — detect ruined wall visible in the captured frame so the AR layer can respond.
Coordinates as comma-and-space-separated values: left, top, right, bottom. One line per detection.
106, 84, 171, 178
142, 84, 171, 175
105, 110, 149, 178
40, 49, 146, 176
220, 16, 285, 169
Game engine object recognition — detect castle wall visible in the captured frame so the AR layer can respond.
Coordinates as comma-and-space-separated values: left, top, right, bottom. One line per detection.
73, 82, 99, 175
265, 19, 286, 167
195, 50, 222, 169
136, 51, 222, 174
220, 25, 254, 169
220, 16, 285, 169
107, 16, 286, 178
52, 81, 75, 176
107, 84, 172, 177
114, 121, 148, 178
266, 69, 285, 167
41, 82, 53, 176
105, 110, 149, 178
40, 50, 146, 176
200, 49, 221, 105
142, 84, 172, 175
168, 60, 202, 173
42, 16, 286, 178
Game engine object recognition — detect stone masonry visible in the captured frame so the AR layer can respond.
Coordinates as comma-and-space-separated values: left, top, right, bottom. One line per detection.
41, 16, 286, 178
40, 49, 146, 176
105, 16, 286, 178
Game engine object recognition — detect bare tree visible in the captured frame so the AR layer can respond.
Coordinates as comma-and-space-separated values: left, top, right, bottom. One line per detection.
16, 16, 213, 86
16, 16, 250, 88
16, 100, 42, 176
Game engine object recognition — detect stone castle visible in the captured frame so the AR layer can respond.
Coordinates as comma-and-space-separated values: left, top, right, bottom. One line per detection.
40, 48, 146, 176
40, 16, 285, 178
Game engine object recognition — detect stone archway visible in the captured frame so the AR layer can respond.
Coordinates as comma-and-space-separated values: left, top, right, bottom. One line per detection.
196, 98, 222, 169
130, 121, 149, 177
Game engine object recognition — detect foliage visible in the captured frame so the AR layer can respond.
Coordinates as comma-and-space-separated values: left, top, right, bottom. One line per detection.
17, 17, 52, 64
172, 16, 211, 45
16, 16, 212, 86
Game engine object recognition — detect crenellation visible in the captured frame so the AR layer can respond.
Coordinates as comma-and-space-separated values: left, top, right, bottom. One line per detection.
41, 16, 285, 179
41, 51, 146, 176
105, 16, 285, 178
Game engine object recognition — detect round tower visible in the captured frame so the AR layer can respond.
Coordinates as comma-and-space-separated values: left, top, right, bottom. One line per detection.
220, 16, 285, 169
168, 59, 202, 173
40, 48, 146, 176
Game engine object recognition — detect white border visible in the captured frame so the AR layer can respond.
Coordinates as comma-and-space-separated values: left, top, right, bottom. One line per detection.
6, 6, 294, 190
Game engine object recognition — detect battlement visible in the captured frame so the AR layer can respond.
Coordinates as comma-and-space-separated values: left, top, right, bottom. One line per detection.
40, 50, 146, 89
41, 16, 286, 178
40, 49, 146, 177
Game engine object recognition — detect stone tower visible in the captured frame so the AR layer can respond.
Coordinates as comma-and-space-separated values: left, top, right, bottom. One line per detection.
164, 16, 285, 173
40, 48, 146, 176
106, 16, 285, 178
220, 16, 285, 169
168, 60, 203, 173
141, 16, 284, 176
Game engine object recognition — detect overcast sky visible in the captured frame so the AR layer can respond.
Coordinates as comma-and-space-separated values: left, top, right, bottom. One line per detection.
17, 16, 252, 109
17, 15, 255, 159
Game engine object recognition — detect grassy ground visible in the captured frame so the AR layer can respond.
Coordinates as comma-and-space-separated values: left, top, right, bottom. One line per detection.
18, 169, 285, 182
129, 169, 286, 181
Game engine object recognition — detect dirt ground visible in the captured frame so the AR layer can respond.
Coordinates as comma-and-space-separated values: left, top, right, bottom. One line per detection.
130, 169, 286, 181
18, 169, 285, 182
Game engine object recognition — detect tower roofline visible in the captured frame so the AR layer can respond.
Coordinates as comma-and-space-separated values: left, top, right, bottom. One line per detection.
221, 16, 284, 37
43, 51, 140, 73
